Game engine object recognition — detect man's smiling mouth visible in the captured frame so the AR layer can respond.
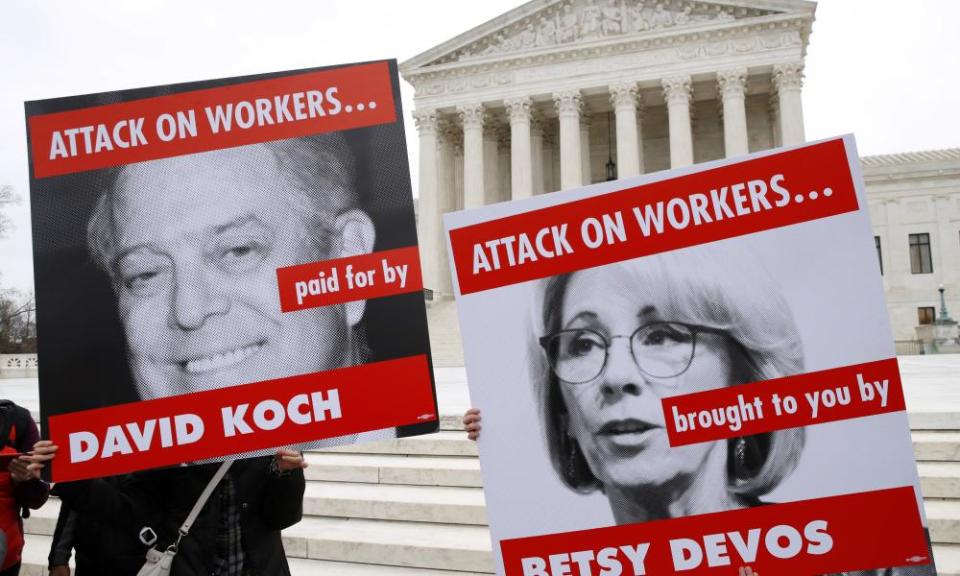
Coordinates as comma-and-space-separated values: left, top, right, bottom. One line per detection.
181, 342, 264, 374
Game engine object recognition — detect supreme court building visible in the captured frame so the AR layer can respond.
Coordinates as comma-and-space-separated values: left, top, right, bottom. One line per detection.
400, 0, 960, 346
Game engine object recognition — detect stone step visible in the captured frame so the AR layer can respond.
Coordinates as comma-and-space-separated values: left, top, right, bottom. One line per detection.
282, 516, 493, 573
914, 431, 960, 462
305, 452, 482, 487
933, 543, 960, 576
928, 499, 960, 544
19, 533, 494, 576
315, 430, 477, 457
26, 481, 488, 533
302, 481, 487, 525
910, 411, 960, 431
918, 462, 960, 498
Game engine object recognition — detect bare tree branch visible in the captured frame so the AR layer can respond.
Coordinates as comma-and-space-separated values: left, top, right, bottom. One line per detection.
0, 184, 21, 238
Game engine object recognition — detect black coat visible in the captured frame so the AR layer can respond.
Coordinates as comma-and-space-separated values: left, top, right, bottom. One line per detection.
55, 457, 305, 576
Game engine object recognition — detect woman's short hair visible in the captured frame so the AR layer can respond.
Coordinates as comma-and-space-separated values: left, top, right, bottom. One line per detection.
530, 241, 806, 497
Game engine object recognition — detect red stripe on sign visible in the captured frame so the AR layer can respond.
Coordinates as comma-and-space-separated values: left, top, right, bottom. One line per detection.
29, 61, 397, 178
449, 139, 858, 295
662, 357, 905, 447
500, 487, 928, 576
47, 355, 435, 482
276, 246, 423, 312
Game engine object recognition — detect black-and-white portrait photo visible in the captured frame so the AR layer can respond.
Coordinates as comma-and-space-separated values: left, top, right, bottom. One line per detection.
28, 62, 436, 471
531, 244, 805, 523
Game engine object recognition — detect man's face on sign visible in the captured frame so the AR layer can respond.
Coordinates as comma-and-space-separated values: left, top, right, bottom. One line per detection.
109, 145, 366, 399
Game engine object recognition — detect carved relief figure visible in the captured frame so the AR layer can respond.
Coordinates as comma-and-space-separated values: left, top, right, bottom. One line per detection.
580, 0, 603, 40
674, 5, 693, 25
628, 1, 650, 32
558, 4, 579, 43
520, 22, 537, 48
650, 4, 674, 29
536, 15, 558, 46
601, 0, 623, 36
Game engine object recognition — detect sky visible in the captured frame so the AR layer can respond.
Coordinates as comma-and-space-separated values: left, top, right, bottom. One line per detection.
1, 0, 958, 294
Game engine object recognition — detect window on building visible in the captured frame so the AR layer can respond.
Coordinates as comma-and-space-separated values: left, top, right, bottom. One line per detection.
909, 233, 933, 274
875, 236, 883, 275
918, 306, 936, 325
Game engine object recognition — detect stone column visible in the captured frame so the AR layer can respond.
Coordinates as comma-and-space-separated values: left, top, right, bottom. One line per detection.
458, 103, 486, 209
662, 75, 694, 168
580, 113, 592, 185
609, 81, 641, 178
505, 96, 534, 200
531, 114, 545, 195
413, 110, 442, 295
773, 62, 805, 145
497, 125, 512, 202
483, 123, 500, 205
768, 93, 782, 148
554, 90, 583, 190
541, 122, 557, 193
718, 68, 749, 158
436, 121, 458, 294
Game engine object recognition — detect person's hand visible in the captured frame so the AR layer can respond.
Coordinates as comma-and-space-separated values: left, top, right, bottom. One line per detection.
8, 457, 36, 483
49, 565, 71, 576
274, 448, 307, 472
463, 408, 482, 441
738, 567, 759, 576
26, 440, 58, 475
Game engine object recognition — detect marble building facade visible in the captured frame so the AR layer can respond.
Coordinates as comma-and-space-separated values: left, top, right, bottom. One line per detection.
400, 0, 817, 297
400, 0, 960, 345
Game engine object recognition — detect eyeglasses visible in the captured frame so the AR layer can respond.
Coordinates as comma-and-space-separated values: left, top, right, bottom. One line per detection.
538, 322, 727, 384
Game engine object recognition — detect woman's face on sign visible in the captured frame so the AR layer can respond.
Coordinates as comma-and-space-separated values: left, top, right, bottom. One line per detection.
556, 263, 738, 492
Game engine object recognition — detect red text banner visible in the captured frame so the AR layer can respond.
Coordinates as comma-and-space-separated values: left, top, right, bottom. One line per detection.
47, 354, 435, 482
500, 487, 928, 576
449, 139, 858, 295
276, 245, 423, 312
663, 357, 905, 447
29, 61, 397, 178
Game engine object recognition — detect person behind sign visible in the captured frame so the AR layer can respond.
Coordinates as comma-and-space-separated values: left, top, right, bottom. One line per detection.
86, 132, 376, 401
464, 242, 936, 576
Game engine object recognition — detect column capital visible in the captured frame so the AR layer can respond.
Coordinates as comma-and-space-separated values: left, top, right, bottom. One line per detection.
412, 109, 439, 134
662, 75, 692, 106
457, 103, 486, 128
772, 62, 804, 93
505, 96, 534, 123
717, 68, 748, 99
553, 90, 583, 117
609, 81, 639, 110
437, 119, 463, 149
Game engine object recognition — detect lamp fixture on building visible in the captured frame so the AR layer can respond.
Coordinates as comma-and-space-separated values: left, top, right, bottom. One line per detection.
605, 111, 617, 181
937, 283, 955, 325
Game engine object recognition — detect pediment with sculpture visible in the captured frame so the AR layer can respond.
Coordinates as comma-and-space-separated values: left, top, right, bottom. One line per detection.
429, 0, 782, 65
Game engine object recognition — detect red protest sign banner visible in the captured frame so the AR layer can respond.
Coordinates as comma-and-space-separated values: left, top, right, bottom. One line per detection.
448, 138, 857, 295
29, 61, 396, 178
662, 357, 906, 447
500, 487, 927, 576
276, 246, 423, 312
47, 355, 435, 482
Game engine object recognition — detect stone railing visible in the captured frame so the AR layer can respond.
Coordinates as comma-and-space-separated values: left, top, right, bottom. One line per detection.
0, 354, 39, 378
